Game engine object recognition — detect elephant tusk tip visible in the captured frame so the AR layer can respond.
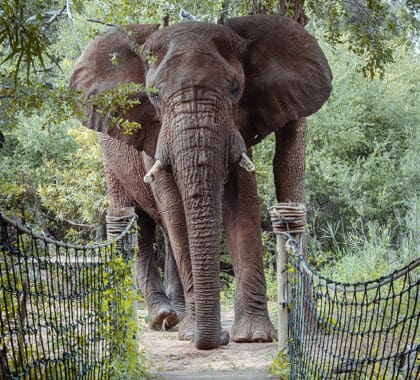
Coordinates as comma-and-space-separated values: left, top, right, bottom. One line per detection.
239, 152, 255, 172
143, 173, 154, 183
143, 160, 163, 183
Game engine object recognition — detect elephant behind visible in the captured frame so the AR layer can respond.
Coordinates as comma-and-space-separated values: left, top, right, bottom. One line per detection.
70, 14, 332, 350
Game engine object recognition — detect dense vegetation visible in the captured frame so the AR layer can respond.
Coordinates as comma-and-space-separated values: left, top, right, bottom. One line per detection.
1, 0, 418, 276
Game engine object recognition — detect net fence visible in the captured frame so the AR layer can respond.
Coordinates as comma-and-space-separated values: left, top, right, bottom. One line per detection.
271, 203, 419, 380
0, 212, 138, 380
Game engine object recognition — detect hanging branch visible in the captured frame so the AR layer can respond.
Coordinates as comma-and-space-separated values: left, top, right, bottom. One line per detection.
86, 18, 115, 27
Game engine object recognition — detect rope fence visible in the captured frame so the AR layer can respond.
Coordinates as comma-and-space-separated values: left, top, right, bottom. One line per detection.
1, 203, 418, 379
0, 210, 138, 379
271, 202, 419, 379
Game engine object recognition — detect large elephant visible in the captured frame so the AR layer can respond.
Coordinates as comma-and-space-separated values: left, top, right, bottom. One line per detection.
70, 14, 332, 350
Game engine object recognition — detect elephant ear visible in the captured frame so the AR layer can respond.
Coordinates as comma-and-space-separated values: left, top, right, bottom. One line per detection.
69, 24, 160, 155
225, 15, 332, 145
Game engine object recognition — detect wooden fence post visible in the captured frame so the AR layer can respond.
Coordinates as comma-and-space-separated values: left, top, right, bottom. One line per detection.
277, 232, 288, 350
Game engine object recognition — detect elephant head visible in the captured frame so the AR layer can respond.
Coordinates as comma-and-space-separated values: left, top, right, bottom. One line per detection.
70, 15, 332, 350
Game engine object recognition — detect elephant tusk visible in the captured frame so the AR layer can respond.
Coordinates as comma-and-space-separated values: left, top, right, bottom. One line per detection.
143, 160, 162, 183
239, 152, 255, 172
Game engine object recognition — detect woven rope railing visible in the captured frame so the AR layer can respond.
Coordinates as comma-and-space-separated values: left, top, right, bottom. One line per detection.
0, 210, 137, 379
271, 203, 419, 380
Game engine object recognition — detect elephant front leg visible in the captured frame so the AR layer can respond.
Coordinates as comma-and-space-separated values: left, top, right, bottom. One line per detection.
223, 163, 277, 343
143, 153, 196, 341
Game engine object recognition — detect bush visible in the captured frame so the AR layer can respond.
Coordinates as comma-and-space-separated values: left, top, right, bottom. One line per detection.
0, 112, 107, 239
306, 44, 419, 252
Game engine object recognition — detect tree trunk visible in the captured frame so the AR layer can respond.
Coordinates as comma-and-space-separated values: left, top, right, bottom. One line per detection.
278, 0, 308, 26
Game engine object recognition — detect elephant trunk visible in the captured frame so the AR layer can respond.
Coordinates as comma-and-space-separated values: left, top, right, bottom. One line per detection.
169, 112, 229, 350
181, 175, 223, 350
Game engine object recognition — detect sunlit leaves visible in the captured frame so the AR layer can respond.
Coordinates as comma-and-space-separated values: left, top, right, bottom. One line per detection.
306, 0, 416, 78
0, 0, 60, 82
85, 82, 149, 134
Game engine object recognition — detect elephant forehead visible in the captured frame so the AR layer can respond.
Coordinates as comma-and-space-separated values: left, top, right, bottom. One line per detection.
144, 21, 242, 58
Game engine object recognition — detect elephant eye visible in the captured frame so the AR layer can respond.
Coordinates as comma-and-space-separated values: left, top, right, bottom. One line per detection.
150, 92, 160, 103
230, 80, 241, 98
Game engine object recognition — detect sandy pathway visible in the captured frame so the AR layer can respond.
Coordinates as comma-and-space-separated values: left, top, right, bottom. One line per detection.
138, 305, 278, 376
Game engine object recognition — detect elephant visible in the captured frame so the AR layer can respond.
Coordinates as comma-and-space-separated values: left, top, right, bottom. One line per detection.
69, 14, 332, 350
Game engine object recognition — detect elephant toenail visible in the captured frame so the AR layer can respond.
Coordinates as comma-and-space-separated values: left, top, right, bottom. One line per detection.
234, 332, 250, 342
252, 330, 268, 342
162, 318, 168, 331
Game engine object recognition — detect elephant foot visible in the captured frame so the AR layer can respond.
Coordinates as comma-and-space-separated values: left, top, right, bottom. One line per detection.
149, 305, 180, 331
219, 328, 230, 346
195, 327, 230, 350
231, 314, 277, 343
178, 314, 195, 341
178, 316, 230, 348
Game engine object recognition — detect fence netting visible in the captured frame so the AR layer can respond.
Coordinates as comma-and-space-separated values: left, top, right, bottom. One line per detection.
0, 212, 137, 380
271, 203, 419, 380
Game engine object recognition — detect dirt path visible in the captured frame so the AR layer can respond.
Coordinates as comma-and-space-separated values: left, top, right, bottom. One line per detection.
138, 305, 278, 378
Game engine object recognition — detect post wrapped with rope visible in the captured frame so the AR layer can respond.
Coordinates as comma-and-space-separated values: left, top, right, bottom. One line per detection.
106, 207, 138, 253
271, 202, 306, 350
0, 211, 140, 379
271, 202, 420, 379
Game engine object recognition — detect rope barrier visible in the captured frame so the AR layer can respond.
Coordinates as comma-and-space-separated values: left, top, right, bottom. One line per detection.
0, 210, 138, 379
0, 212, 137, 250
271, 202, 419, 379
1, 203, 418, 379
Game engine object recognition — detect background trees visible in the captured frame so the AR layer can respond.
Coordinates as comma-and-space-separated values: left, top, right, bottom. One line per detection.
1, 1, 418, 273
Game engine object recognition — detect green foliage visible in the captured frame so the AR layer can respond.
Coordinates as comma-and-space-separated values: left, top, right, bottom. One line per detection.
252, 40, 418, 276
220, 273, 236, 305
306, 44, 419, 251
1, 0, 59, 81
37, 126, 108, 230
88, 82, 151, 135
306, 0, 419, 78
0, 114, 107, 238
102, 250, 149, 379
320, 204, 419, 282
270, 349, 290, 379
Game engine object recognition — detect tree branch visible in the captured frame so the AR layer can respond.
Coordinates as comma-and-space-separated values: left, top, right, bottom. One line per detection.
46, 6, 67, 29
179, 7, 198, 21
86, 18, 115, 27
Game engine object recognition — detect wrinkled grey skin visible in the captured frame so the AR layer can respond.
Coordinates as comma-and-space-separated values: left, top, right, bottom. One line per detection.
70, 15, 332, 350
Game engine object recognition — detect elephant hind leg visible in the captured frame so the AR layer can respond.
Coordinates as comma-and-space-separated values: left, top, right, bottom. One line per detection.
163, 232, 186, 318
135, 209, 180, 330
